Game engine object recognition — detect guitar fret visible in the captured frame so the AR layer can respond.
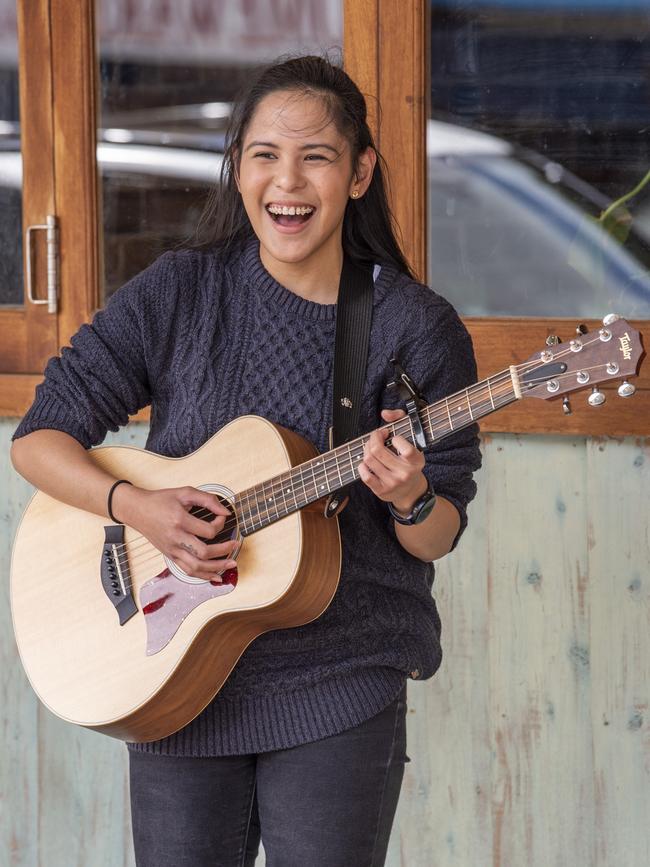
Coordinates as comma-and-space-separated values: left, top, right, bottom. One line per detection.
486, 378, 495, 410
348, 442, 357, 482
260, 479, 271, 525
466, 388, 474, 421
445, 397, 453, 429
238, 368, 521, 536
311, 459, 325, 499
279, 470, 290, 518
334, 451, 344, 488
298, 463, 309, 508
243, 489, 256, 534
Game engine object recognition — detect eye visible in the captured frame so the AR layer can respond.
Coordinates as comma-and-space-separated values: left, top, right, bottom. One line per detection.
253, 151, 277, 159
305, 153, 329, 162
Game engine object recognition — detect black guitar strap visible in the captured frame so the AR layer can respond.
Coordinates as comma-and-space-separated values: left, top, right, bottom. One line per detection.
324, 256, 374, 519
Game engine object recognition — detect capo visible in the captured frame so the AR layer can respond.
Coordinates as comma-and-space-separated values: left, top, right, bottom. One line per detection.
387, 359, 428, 450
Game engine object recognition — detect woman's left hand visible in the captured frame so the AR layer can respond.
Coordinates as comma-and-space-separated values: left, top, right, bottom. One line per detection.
358, 409, 429, 513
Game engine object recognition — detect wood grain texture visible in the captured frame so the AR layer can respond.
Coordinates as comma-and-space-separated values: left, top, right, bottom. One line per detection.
377, 0, 428, 282
11, 417, 341, 741
344, 0, 379, 136
484, 436, 595, 865
0, 374, 41, 417
587, 437, 650, 866
0, 0, 58, 378
0, 424, 39, 867
3, 421, 650, 864
50, 0, 100, 337
345, 0, 427, 281
2, 422, 144, 867
389, 460, 492, 866
466, 318, 649, 437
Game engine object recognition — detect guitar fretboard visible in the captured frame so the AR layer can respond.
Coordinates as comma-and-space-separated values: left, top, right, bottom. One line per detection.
232, 368, 519, 535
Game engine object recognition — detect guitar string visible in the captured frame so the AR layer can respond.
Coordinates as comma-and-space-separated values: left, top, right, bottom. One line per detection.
107, 377, 522, 569
107, 352, 609, 568
109, 352, 614, 572
108, 344, 618, 566
107, 370, 517, 559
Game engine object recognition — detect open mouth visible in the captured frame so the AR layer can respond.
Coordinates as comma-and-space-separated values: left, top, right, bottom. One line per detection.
265, 204, 316, 227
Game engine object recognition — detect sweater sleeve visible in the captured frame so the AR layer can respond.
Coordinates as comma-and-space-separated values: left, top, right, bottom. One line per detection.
13, 252, 178, 449
381, 287, 482, 550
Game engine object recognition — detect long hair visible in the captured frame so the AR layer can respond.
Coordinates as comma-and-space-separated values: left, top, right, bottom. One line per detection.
192, 54, 415, 279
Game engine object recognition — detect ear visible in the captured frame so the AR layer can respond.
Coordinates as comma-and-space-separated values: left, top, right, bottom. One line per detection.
350, 147, 377, 198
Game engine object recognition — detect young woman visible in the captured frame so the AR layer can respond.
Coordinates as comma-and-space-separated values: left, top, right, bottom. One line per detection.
11, 56, 481, 867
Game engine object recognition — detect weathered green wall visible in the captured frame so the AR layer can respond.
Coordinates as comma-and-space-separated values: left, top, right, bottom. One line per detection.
2, 420, 648, 866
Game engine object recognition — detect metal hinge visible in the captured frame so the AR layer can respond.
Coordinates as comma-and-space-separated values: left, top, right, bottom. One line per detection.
25, 214, 58, 314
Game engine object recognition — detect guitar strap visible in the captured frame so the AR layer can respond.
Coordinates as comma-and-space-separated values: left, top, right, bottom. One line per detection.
324, 256, 374, 519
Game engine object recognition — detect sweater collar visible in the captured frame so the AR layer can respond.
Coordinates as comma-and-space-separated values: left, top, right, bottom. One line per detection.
242, 238, 365, 322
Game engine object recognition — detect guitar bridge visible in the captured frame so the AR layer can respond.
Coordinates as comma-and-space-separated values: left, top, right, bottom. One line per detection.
100, 525, 138, 625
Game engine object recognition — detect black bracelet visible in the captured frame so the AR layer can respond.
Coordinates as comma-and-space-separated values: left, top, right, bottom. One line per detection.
107, 479, 133, 524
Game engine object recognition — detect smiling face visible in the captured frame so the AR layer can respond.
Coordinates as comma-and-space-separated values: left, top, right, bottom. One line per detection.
237, 89, 374, 293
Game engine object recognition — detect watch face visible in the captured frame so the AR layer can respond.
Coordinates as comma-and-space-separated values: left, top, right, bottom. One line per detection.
413, 493, 437, 524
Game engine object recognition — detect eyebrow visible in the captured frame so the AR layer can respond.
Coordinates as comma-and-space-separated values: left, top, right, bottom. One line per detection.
244, 140, 340, 155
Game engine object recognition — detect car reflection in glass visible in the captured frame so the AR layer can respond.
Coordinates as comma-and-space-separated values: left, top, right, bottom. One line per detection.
2, 110, 649, 317
428, 120, 650, 318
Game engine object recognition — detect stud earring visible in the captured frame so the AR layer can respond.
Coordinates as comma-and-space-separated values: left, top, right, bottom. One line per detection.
351, 190, 360, 199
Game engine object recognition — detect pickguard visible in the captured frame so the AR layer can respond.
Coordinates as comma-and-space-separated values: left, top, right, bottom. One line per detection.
140, 568, 237, 655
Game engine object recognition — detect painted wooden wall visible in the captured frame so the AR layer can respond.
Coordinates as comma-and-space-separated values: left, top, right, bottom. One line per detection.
1, 420, 648, 866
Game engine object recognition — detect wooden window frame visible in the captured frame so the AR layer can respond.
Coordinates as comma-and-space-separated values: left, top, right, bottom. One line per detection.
1, 0, 99, 417
2, 0, 648, 435
0, 1, 59, 412
344, 0, 649, 437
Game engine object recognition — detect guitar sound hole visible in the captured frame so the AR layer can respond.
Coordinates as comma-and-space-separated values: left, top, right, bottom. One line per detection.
189, 495, 237, 546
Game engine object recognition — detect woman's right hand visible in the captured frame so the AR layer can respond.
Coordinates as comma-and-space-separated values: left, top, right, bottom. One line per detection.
112, 484, 239, 582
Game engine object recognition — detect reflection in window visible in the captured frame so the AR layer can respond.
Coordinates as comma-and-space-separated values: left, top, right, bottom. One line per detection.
96, 1, 342, 302
428, 0, 650, 318
0, 7, 22, 306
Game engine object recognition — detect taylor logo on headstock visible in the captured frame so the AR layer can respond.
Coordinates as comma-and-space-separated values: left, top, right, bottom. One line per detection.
619, 332, 633, 360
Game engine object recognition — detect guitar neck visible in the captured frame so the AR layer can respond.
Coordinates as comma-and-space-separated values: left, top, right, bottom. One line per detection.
233, 368, 519, 535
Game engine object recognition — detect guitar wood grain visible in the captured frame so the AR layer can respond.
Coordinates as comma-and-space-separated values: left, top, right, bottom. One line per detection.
10, 415, 341, 741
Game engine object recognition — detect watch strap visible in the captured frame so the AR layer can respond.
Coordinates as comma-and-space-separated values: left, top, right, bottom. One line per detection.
388, 485, 436, 525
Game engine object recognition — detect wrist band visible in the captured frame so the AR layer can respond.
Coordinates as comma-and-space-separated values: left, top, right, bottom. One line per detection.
107, 479, 132, 524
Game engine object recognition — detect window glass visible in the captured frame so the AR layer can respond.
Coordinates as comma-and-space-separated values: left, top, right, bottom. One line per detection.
96, 0, 343, 303
0, 2, 22, 305
428, 0, 650, 318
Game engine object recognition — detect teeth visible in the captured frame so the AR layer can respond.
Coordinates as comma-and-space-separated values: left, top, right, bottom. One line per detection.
267, 204, 314, 216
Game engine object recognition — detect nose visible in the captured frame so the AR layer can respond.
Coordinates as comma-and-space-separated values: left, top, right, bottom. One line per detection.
274, 157, 306, 192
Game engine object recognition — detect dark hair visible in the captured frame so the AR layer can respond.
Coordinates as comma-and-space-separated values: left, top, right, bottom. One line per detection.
192, 54, 415, 279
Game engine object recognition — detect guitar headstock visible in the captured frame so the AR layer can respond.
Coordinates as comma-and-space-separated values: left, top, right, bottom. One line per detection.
519, 316, 645, 409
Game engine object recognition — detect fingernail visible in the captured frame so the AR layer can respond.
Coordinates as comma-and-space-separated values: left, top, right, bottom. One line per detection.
225, 560, 237, 569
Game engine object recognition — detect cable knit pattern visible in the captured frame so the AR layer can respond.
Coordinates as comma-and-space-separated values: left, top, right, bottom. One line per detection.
14, 238, 482, 756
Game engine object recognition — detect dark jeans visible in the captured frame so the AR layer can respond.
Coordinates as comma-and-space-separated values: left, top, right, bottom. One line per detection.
129, 688, 408, 867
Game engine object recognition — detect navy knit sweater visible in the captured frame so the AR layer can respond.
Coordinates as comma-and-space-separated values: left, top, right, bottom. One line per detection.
14, 238, 482, 756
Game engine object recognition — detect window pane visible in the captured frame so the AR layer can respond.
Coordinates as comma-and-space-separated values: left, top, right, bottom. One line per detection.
0, 4, 22, 305
96, 1, 343, 304
428, 0, 650, 318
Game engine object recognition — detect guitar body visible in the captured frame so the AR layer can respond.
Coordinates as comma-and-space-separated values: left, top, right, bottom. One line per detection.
10, 415, 341, 742
10, 317, 644, 743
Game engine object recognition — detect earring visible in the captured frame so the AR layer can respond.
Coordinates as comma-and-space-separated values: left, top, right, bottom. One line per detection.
351, 190, 360, 199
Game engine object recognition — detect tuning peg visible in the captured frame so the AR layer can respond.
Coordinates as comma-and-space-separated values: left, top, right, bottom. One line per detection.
618, 381, 636, 398
546, 335, 560, 346
576, 323, 588, 335
588, 387, 606, 407
562, 397, 572, 415
602, 313, 621, 326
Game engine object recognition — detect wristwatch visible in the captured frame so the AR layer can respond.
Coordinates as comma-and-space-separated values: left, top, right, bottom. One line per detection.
388, 485, 437, 525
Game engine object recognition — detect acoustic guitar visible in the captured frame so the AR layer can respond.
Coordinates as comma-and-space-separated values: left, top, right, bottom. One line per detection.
10, 316, 644, 742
